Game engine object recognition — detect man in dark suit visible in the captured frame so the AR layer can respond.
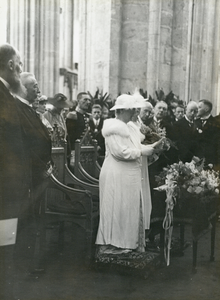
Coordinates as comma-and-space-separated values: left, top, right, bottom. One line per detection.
214, 114, 220, 172
66, 92, 91, 151
147, 101, 178, 186
145, 100, 175, 139
174, 101, 198, 162
195, 99, 218, 169
0, 43, 34, 299
16, 72, 52, 191
0, 45, 52, 299
66, 92, 91, 169
89, 104, 105, 157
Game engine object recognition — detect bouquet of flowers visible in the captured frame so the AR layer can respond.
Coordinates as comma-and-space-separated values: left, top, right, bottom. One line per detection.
140, 122, 177, 153
154, 159, 219, 266
155, 159, 219, 201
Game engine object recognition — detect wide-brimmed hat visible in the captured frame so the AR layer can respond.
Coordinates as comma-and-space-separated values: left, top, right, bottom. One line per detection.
110, 94, 146, 111
48, 93, 72, 108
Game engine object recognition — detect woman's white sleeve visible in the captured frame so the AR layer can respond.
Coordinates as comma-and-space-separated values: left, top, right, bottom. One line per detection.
107, 134, 141, 160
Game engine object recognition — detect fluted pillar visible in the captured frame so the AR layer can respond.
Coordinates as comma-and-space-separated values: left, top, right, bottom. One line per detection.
7, 0, 62, 97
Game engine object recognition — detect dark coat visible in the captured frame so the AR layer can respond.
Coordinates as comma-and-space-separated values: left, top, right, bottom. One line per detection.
16, 100, 52, 188
173, 116, 197, 162
214, 114, 220, 171
66, 111, 90, 151
146, 116, 178, 190
194, 116, 218, 167
0, 81, 31, 220
88, 117, 105, 156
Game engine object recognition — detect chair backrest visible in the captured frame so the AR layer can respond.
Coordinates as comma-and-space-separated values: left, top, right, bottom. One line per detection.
52, 146, 66, 183
74, 129, 100, 180
51, 137, 99, 197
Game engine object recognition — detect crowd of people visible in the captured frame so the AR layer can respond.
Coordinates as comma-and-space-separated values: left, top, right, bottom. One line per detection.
0, 42, 220, 298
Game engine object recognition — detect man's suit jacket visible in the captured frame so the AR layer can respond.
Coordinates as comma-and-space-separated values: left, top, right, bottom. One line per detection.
88, 117, 105, 156
195, 116, 218, 166
174, 116, 197, 162
214, 114, 220, 171
0, 81, 31, 220
16, 100, 52, 188
146, 116, 178, 189
66, 111, 90, 151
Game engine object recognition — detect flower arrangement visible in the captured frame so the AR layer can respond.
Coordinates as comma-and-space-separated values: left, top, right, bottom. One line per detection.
155, 159, 219, 201
140, 123, 177, 160
154, 159, 219, 266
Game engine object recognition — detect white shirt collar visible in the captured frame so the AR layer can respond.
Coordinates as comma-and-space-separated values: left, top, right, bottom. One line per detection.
184, 115, 193, 123
93, 118, 100, 125
0, 77, 11, 90
200, 114, 211, 120
76, 106, 86, 115
16, 95, 31, 106
153, 116, 161, 123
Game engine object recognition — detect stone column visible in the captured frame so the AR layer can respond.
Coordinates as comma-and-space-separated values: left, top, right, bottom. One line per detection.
77, 0, 220, 113
7, 0, 60, 97
78, 0, 112, 95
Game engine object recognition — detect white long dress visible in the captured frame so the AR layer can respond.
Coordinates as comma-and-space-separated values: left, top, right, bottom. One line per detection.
128, 121, 152, 230
96, 118, 151, 251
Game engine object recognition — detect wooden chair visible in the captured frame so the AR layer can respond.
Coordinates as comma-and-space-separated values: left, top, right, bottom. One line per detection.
74, 129, 100, 184
38, 133, 99, 267
39, 174, 99, 266
51, 139, 99, 199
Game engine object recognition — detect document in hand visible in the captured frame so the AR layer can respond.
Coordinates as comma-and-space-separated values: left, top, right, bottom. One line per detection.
0, 218, 18, 246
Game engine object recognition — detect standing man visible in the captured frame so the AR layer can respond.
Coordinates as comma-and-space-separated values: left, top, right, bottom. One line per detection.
195, 99, 218, 169
89, 104, 105, 164
66, 92, 91, 168
146, 101, 174, 138
174, 101, 198, 162
16, 72, 52, 191
66, 92, 91, 151
0, 43, 32, 299
139, 101, 153, 125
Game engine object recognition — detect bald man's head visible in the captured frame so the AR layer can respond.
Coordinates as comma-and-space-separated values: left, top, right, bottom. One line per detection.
186, 101, 198, 121
20, 72, 40, 103
139, 101, 153, 122
0, 43, 22, 88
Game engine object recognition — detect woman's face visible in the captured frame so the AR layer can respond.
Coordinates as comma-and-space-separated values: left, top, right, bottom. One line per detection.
102, 107, 109, 119
122, 109, 135, 123
37, 102, 47, 114
132, 108, 141, 121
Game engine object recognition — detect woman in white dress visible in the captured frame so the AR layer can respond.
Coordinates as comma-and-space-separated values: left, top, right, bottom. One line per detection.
96, 94, 159, 254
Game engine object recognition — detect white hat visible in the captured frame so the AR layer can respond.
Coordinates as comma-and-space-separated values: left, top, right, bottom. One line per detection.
110, 94, 146, 111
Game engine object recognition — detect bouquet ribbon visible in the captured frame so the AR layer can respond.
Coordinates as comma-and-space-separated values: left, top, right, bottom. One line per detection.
162, 186, 176, 266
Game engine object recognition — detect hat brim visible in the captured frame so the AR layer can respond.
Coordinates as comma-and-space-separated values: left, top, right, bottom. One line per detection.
48, 97, 73, 108
110, 102, 146, 111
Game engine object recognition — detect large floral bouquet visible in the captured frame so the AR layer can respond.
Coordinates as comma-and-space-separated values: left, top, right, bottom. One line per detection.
155, 159, 219, 201
155, 159, 219, 266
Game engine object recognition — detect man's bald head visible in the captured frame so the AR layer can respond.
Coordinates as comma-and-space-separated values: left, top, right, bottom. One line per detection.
20, 72, 40, 103
186, 101, 198, 121
0, 43, 22, 87
139, 101, 153, 122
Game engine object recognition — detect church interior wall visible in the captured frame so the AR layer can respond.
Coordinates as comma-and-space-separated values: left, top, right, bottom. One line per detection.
2, 0, 220, 113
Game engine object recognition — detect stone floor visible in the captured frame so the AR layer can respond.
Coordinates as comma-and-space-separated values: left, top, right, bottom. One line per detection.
10, 221, 220, 300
